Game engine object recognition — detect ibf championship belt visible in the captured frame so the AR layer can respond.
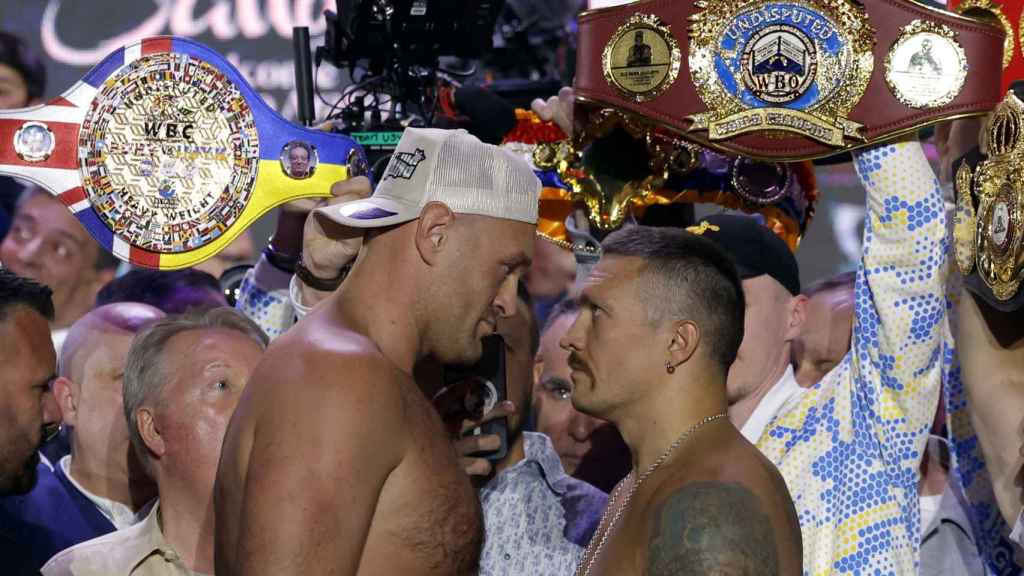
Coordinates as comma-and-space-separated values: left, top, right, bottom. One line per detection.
0, 36, 366, 270
575, 0, 1005, 161
953, 91, 1024, 310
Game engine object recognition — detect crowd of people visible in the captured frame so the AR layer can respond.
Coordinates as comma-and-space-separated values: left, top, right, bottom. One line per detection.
0, 10, 1022, 576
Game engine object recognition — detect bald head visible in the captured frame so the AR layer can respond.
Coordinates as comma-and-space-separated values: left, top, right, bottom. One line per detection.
60, 303, 165, 383
52, 302, 164, 508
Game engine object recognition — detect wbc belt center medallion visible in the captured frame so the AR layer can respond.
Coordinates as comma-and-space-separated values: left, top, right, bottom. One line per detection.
78, 52, 260, 254
688, 0, 875, 146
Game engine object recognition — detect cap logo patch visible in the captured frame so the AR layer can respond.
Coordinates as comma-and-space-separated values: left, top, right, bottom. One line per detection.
339, 201, 400, 220
686, 221, 721, 235
347, 206, 399, 220
383, 148, 427, 181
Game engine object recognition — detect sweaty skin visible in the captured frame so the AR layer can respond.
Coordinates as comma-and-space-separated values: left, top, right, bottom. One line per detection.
216, 317, 483, 575
956, 290, 1024, 526
215, 209, 534, 576
564, 254, 801, 576
587, 422, 802, 576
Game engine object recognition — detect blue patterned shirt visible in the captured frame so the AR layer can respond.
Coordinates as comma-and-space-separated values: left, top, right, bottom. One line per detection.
234, 255, 295, 340
479, 432, 607, 576
754, 142, 947, 575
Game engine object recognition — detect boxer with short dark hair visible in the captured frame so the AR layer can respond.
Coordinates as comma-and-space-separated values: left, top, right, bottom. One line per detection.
562, 225, 801, 576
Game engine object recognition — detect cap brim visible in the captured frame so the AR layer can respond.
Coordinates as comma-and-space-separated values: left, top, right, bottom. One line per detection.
313, 197, 419, 229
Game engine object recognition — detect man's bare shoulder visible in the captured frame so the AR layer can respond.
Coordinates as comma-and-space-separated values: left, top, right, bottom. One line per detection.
645, 480, 782, 576
271, 313, 406, 380
642, 434, 801, 576
245, 315, 412, 430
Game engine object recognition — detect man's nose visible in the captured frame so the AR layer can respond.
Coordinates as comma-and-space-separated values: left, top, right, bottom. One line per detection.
493, 275, 518, 319
569, 410, 598, 442
560, 315, 585, 352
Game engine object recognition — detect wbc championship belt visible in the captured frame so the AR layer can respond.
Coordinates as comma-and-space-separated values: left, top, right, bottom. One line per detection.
575, 0, 1005, 161
0, 36, 366, 270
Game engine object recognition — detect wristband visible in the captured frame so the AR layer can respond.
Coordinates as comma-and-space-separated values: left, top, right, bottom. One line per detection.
295, 258, 351, 292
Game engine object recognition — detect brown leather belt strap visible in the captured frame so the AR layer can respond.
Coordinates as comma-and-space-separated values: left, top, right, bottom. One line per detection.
575, 0, 1005, 161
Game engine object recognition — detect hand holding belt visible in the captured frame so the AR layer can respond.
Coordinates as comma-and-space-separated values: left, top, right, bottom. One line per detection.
575, 0, 1005, 161
0, 36, 368, 270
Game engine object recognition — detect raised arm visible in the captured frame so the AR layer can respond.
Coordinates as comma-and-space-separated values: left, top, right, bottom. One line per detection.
233, 177, 371, 337
850, 140, 947, 472
956, 289, 1024, 525
218, 352, 407, 576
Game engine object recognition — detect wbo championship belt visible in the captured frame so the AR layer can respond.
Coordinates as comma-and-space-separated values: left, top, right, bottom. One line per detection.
575, 0, 1005, 160
0, 36, 366, 270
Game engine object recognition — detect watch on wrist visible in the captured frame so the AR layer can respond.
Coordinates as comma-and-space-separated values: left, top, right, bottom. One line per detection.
295, 258, 351, 292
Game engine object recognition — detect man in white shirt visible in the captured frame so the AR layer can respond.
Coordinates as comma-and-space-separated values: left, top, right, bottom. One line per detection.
0, 302, 164, 572
691, 137, 950, 573
689, 214, 809, 443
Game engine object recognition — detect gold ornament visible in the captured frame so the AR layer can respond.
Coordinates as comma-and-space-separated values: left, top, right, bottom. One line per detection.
973, 92, 1024, 301
953, 161, 977, 275
954, 0, 1013, 69
686, 221, 722, 236
687, 0, 875, 147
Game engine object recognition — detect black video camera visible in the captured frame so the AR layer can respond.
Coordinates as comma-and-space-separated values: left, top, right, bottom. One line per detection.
322, 0, 504, 74
316, 0, 504, 177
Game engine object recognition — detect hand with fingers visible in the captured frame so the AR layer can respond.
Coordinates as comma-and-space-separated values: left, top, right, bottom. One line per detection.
455, 400, 516, 478
296, 176, 373, 305
530, 87, 574, 137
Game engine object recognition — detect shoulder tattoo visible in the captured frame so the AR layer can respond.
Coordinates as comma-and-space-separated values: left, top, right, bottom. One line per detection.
647, 482, 779, 576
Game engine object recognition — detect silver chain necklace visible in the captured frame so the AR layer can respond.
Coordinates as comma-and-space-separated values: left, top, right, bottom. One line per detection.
574, 412, 728, 576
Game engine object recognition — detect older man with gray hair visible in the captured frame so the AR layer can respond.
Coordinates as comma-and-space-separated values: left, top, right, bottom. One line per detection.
42, 308, 267, 576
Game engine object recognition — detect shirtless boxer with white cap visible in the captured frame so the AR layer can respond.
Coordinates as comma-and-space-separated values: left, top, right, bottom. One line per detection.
215, 128, 541, 575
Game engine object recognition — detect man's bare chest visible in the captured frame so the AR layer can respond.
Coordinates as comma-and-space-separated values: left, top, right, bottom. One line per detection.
365, 392, 484, 574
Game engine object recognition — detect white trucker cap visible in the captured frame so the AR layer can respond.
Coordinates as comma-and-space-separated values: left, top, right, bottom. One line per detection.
315, 128, 540, 228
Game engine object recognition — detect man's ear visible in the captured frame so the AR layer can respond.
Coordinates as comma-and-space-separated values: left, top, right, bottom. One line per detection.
785, 294, 809, 342
136, 408, 165, 460
51, 377, 78, 428
414, 202, 455, 266
533, 356, 544, 388
667, 320, 700, 369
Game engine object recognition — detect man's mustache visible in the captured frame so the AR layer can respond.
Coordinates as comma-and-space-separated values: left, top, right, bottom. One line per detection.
568, 353, 590, 374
